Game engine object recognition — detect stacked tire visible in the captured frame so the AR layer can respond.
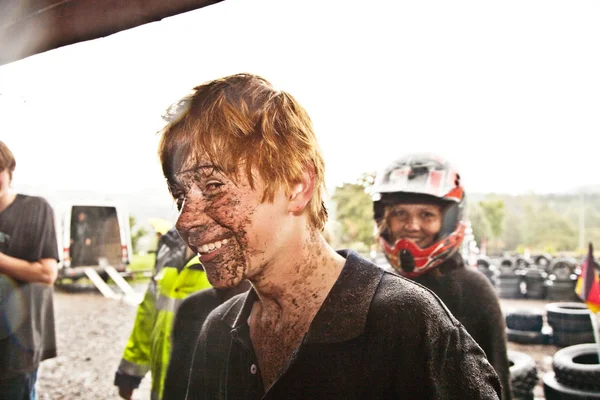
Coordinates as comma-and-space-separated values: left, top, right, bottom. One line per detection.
506, 309, 549, 345
477, 257, 497, 286
533, 254, 552, 270
524, 268, 548, 299
546, 302, 596, 347
546, 259, 578, 301
496, 258, 523, 299
509, 351, 539, 400
515, 257, 531, 271
543, 343, 600, 399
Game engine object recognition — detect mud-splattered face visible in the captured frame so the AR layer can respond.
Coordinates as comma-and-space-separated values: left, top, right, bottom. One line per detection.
386, 203, 443, 248
170, 160, 289, 289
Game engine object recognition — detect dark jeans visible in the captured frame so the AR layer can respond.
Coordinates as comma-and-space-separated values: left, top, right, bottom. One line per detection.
0, 369, 38, 400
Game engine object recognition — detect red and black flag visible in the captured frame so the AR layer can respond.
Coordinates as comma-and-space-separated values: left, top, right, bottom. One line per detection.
576, 243, 600, 313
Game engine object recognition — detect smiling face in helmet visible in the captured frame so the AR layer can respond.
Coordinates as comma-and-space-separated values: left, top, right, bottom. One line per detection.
385, 203, 443, 249
373, 154, 467, 277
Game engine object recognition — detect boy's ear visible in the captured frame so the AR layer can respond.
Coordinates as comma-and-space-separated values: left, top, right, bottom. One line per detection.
288, 166, 315, 214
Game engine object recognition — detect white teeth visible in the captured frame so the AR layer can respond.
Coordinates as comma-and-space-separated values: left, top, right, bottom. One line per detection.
197, 239, 229, 254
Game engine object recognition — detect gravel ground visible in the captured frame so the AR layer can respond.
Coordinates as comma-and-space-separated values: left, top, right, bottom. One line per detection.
37, 285, 151, 400
36, 286, 571, 399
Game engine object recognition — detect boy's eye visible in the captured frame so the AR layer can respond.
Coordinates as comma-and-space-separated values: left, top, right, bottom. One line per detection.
175, 195, 185, 211
205, 181, 223, 192
169, 187, 184, 210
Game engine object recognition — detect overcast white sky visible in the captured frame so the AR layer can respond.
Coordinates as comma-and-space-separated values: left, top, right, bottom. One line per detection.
1, 0, 599, 198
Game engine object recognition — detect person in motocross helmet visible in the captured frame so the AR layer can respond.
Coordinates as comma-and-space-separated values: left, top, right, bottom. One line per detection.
373, 153, 512, 400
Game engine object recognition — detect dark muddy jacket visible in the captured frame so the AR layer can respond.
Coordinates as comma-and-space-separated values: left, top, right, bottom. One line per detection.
179, 250, 501, 400
164, 282, 252, 399
164, 288, 236, 398
412, 254, 511, 400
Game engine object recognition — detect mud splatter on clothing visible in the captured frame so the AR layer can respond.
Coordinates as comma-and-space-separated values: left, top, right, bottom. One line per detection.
181, 250, 502, 399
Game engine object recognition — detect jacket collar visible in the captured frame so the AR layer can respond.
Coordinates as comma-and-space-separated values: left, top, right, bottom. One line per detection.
221, 250, 384, 344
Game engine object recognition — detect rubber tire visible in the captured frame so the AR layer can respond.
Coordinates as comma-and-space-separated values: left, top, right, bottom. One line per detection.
547, 281, 580, 301
477, 257, 491, 269
524, 268, 548, 299
546, 303, 594, 333
553, 331, 596, 348
525, 280, 547, 299
499, 257, 518, 274
506, 310, 544, 332
515, 257, 531, 270
509, 350, 538, 399
497, 275, 524, 299
553, 344, 600, 391
543, 372, 600, 399
550, 259, 576, 280
507, 328, 548, 345
534, 254, 552, 268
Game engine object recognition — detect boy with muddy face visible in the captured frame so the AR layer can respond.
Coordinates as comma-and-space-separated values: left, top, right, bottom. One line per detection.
158, 73, 502, 399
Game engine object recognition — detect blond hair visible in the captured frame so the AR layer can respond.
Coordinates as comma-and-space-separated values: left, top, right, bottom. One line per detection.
158, 73, 328, 230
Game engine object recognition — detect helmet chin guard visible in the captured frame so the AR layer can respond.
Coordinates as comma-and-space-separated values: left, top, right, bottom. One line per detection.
380, 221, 466, 278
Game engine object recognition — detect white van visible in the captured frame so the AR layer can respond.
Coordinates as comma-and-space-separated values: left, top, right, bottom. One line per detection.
52, 201, 133, 280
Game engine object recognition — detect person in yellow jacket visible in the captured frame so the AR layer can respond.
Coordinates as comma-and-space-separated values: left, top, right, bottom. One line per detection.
113, 227, 212, 400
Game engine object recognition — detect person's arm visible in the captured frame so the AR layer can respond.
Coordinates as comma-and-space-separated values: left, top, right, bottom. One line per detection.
114, 287, 156, 399
476, 290, 512, 400
0, 199, 59, 284
423, 323, 502, 399
115, 274, 159, 399
0, 252, 57, 284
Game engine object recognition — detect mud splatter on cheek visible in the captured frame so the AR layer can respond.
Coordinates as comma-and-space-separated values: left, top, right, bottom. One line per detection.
205, 189, 257, 286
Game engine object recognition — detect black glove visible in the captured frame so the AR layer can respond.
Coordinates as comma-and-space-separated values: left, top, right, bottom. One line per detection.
114, 370, 143, 390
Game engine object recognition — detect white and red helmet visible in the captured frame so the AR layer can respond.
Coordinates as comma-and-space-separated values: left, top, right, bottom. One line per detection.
372, 153, 466, 277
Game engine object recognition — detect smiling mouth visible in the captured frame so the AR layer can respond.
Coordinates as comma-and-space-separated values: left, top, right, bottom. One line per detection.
393, 236, 423, 243
197, 238, 230, 254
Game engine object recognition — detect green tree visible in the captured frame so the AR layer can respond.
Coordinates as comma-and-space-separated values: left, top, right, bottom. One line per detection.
129, 216, 149, 254
461, 190, 600, 255
467, 202, 491, 245
331, 173, 376, 253
479, 199, 505, 255
502, 209, 524, 252
522, 204, 577, 252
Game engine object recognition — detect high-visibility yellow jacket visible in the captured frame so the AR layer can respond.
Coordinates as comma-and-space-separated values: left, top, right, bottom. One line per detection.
117, 245, 211, 400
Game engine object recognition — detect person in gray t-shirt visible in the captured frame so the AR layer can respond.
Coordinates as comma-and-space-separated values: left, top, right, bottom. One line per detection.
0, 140, 59, 400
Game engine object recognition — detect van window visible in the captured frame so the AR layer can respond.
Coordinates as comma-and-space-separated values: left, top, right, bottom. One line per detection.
69, 206, 123, 267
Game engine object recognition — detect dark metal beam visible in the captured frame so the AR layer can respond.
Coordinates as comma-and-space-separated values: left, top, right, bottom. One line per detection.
0, 0, 223, 66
